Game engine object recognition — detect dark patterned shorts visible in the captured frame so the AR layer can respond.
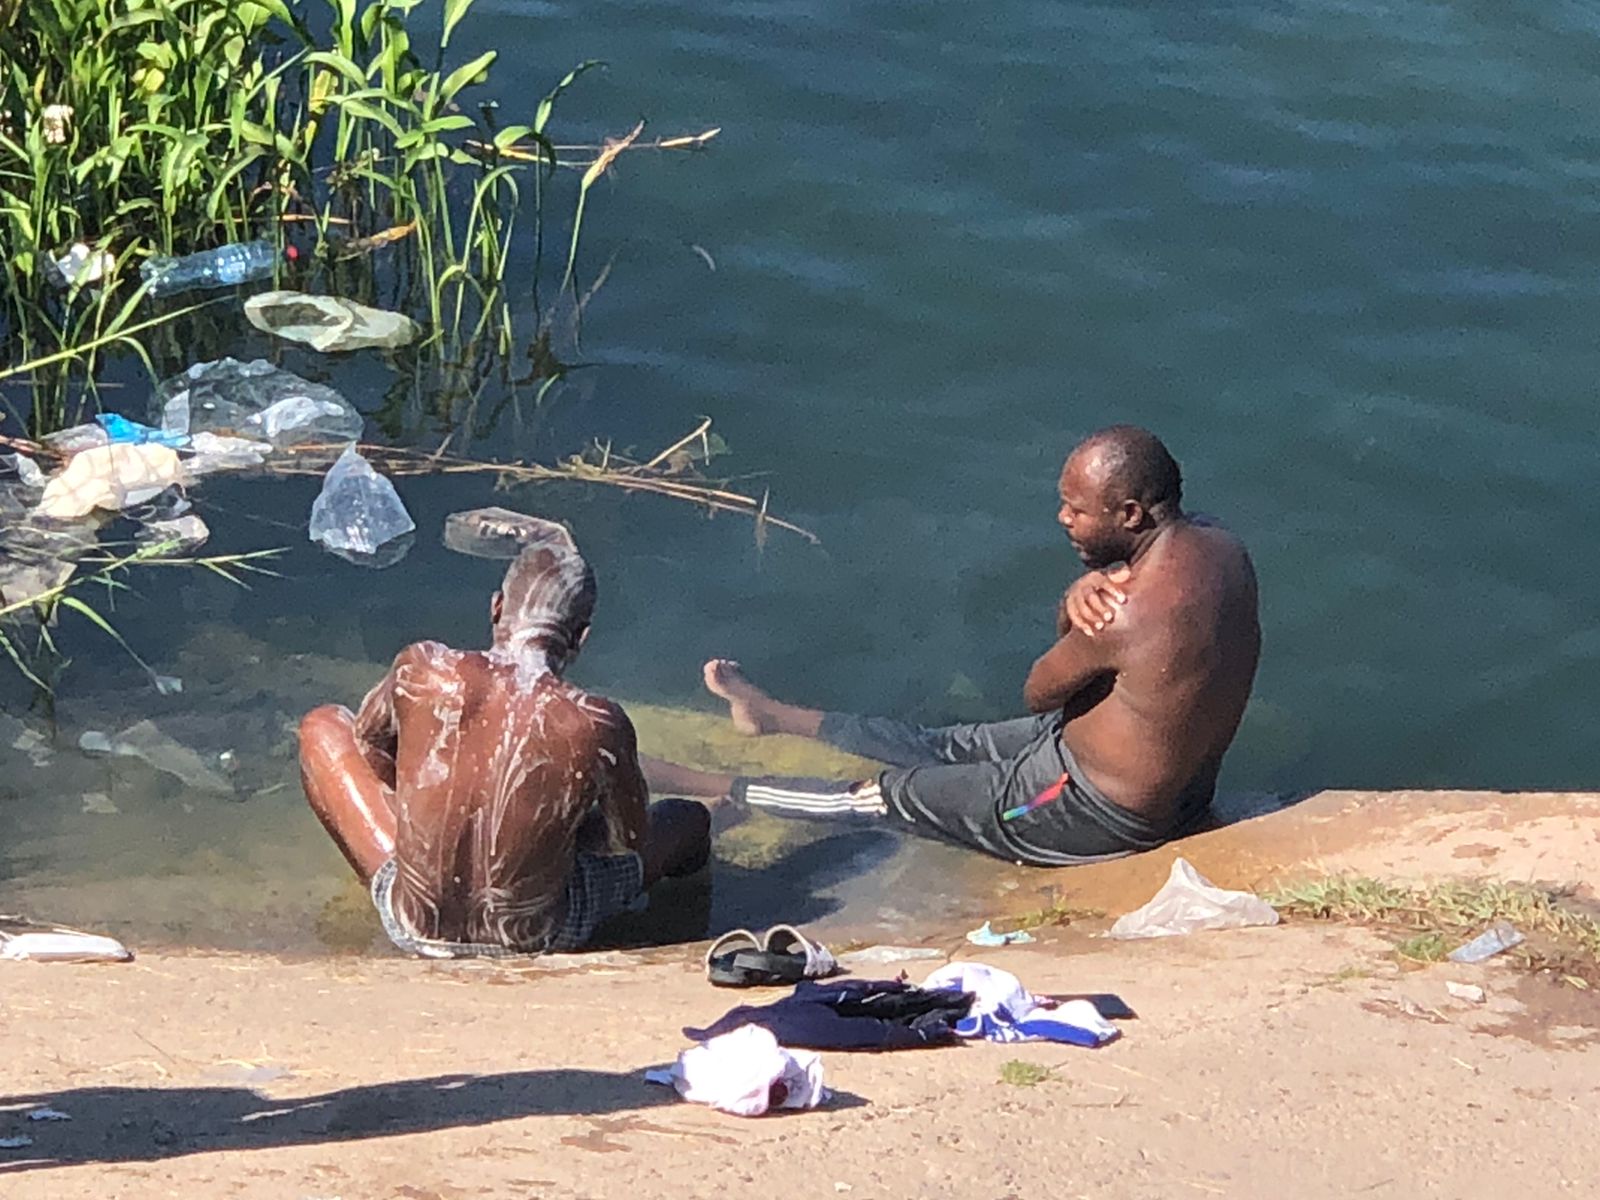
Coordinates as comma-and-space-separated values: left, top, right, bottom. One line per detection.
370, 851, 645, 958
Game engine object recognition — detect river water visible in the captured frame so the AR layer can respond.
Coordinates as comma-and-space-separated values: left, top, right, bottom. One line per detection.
4, 0, 1599, 953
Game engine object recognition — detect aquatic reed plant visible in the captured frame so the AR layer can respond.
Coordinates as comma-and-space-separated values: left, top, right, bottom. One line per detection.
1, 0, 715, 436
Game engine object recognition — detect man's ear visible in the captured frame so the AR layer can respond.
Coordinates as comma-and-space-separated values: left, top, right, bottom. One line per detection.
1120, 499, 1146, 530
491, 591, 504, 625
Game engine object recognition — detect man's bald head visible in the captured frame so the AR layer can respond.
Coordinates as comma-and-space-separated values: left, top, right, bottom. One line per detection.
1071, 425, 1182, 519
1058, 426, 1184, 568
492, 521, 596, 660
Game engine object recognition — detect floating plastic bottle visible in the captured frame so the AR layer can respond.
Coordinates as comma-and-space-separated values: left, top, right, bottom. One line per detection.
139, 239, 280, 297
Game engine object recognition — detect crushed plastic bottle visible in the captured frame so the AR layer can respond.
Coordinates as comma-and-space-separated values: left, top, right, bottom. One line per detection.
308, 445, 415, 565
154, 358, 362, 447
139, 239, 279, 298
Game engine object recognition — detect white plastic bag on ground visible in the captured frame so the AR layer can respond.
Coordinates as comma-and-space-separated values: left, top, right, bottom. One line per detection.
1108, 857, 1280, 939
35, 443, 182, 520
660, 1024, 825, 1117
244, 290, 421, 352
308, 445, 415, 562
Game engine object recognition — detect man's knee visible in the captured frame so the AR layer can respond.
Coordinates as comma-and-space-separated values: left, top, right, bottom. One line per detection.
298, 705, 355, 766
653, 796, 711, 843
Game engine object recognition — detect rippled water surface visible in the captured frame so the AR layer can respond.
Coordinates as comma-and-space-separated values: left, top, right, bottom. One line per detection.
5, 0, 1600, 952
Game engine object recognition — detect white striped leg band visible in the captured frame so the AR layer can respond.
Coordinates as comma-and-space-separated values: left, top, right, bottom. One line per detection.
736, 777, 889, 819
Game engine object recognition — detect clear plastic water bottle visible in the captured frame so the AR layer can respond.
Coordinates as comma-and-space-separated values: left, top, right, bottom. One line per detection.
139, 239, 280, 297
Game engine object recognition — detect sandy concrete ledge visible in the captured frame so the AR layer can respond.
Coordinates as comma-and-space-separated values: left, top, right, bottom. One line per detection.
3, 789, 1597, 1199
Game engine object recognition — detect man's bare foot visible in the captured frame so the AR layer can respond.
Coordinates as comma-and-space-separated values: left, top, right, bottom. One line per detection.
702, 659, 779, 736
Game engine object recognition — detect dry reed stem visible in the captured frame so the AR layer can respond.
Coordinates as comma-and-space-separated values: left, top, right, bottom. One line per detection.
267, 428, 819, 543
465, 126, 719, 168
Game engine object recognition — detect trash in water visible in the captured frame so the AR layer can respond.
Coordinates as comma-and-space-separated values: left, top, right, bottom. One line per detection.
308, 445, 415, 565
837, 945, 945, 967
965, 920, 1036, 947
41, 422, 110, 456
182, 432, 272, 478
95, 412, 188, 449
1446, 981, 1486, 1004
44, 241, 113, 289
136, 513, 210, 556
1447, 921, 1525, 964
80, 792, 119, 815
25, 1107, 70, 1122
0, 552, 76, 609
5, 718, 54, 768
35, 443, 183, 520
79, 719, 236, 796
154, 358, 362, 448
442, 506, 564, 559
0, 918, 133, 963
0, 1136, 34, 1149
1108, 857, 1280, 939
647, 1024, 826, 1117
244, 290, 421, 352
139, 239, 279, 298
4, 452, 45, 489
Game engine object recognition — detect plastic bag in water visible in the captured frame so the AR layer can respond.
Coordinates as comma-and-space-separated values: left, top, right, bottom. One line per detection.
1108, 857, 1280, 939
154, 358, 363, 448
307, 445, 415, 565
244, 290, 420, 352
34, 443, 184, 520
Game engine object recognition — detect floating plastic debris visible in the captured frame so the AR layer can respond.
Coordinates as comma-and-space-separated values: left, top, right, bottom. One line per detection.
79, 719, 235, 796
245, 290, 421, 352
308, 445, 415, 565
154, 358, 362, 448
35, 443, 183, 520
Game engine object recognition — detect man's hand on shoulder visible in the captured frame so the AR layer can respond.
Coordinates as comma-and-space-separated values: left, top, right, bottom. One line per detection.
1058, 564, 1132, 638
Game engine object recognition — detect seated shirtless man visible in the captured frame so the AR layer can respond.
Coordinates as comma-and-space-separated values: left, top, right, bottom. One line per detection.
298, 524, 710, 956
644, 426, 1261, 866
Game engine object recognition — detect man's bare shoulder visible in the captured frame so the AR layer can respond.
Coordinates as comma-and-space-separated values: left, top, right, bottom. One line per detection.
391, 640, 466, 679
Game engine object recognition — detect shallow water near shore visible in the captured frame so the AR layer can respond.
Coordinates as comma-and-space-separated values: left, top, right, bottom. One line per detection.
6, 0, 1600, 951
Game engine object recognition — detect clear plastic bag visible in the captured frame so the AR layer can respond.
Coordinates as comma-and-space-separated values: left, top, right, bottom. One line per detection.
307, 445, 415, 565
1108, 857, 1280, 939
154, 358, 363, 448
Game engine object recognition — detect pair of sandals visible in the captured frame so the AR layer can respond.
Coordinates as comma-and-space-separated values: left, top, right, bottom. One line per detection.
705, 924, 839, 988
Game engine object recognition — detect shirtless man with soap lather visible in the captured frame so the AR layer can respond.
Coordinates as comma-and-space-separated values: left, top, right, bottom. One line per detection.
298, 520, 710, 956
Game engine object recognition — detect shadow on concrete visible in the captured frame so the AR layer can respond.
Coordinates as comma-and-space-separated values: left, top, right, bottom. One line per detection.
0, 1070, 674, 1170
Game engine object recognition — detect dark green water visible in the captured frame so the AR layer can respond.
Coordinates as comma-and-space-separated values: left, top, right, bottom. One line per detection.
5, 0, 1600, 951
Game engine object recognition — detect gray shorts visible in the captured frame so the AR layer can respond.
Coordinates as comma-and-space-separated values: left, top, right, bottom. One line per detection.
370, 851, 645, 958
731, 712, 1212, 867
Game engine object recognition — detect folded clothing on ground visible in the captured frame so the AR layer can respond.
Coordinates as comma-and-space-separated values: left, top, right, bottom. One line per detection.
685, 978, 974, 1051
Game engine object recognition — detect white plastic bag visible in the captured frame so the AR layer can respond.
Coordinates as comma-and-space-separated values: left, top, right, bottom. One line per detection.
1108, 857, 1280, 939
35, 443, 182, 520
307, 445, 415, 563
